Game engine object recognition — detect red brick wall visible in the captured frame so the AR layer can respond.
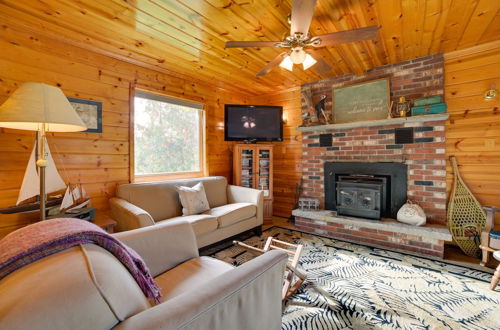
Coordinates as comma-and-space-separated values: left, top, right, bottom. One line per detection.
300, 54, 447, 224
302, 53, 444, 114
301, 119, 447, 224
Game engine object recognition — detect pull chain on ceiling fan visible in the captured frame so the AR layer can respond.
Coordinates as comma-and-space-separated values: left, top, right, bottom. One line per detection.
225, 0, 379, 76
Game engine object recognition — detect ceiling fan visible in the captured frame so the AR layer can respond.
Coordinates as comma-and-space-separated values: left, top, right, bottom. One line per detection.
225, 0, 378, 76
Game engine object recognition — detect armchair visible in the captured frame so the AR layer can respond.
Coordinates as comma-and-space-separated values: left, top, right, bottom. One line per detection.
0, 220, 288, 330
480, 206, 500, 266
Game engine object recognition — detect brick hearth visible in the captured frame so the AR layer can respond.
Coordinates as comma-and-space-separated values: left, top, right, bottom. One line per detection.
293, 210, 452, 259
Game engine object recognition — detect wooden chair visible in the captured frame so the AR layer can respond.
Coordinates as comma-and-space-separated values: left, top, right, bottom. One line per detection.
479, 206, 500, 266
490, 251, 500, 290
234, 237, 307, 301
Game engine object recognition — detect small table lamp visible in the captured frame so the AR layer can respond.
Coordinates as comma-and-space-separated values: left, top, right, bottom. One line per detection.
0, 82, 87, 220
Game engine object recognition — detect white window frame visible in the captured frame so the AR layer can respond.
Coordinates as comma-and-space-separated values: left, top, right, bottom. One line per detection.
131, 89, 206, 183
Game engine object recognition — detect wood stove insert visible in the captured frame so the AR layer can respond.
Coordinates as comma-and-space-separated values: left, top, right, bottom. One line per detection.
325, 162, 407, 219
336, 175, 387, 219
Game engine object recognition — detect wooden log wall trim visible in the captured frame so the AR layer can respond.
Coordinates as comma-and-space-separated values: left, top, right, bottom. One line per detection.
445, 43, 500, 226
0, 24, 249, 237
253, 87, 303, 218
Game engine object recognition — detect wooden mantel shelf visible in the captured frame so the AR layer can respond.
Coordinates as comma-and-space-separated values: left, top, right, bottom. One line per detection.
296, 114, 450, 132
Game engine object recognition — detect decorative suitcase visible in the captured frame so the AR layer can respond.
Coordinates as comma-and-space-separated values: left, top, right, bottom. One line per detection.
411, 102, 447, 116
413, 95, 443, 107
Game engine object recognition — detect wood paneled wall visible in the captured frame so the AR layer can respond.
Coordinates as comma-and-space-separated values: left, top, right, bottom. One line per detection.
253, 88, 303, 218
445, 42, 500, 225
0, 24, 248, 237
1, 21, 498, 236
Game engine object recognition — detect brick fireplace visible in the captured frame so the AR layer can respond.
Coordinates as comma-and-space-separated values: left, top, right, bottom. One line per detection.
291, 54, 452, 258
292, 115, 451, 258
300, 115, 448, 224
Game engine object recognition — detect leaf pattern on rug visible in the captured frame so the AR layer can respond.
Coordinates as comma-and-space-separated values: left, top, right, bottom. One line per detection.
211, 227, 500, 330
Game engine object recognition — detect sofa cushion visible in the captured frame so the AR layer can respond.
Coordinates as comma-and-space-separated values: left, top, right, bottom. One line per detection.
177, 182, 210, 216
165, 214, 218, 236
116, 177, 228, 221
201, 177, 228, 208
154, 257, 234, 300
83, 245, 151, 318
117, 182, 182, 221
206, 203, 257, 228
0, 245, 149, 330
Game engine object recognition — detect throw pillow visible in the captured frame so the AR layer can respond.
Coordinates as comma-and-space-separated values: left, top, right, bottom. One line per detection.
177, 182, 210, 216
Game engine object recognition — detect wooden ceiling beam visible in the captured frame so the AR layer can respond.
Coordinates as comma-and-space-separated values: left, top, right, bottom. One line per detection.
458, 0, 500, 49
348, 0, 386, 68
314, 1, 366, 76
1, 0, 498, 93
1, 0, 269, 94
440, 0, 481, 52
0, 10, 256, 96
169, 0, 317, 85
88, 0, 290, 88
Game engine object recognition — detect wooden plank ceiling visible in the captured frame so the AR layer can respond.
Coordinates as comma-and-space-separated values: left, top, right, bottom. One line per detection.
0, 0, 498, 95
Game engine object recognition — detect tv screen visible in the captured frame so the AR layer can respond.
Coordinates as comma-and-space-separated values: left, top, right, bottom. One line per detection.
224, 104, 283, 142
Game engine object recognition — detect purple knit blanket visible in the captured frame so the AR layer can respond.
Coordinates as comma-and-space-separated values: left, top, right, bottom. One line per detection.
0, 218, 162, 303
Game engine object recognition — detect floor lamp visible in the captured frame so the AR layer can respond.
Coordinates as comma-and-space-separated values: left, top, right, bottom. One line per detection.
0, 82, 87, 220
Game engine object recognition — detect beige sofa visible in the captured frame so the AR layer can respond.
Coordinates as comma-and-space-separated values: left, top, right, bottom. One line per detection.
0, 220, 287, 330
110, 176, 263, 248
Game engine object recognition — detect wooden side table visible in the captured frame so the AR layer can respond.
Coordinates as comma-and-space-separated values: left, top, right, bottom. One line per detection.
93, 216, 117, 234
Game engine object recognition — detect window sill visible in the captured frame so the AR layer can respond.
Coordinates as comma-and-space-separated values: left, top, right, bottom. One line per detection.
133, 171, 205, 183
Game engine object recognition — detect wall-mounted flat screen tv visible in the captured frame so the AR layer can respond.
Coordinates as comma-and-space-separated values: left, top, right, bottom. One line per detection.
224, 104, 283, 142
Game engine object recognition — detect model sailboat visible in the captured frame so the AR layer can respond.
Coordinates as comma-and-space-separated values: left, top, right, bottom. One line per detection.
0, 138, 89, 214
60, 183, 90, 211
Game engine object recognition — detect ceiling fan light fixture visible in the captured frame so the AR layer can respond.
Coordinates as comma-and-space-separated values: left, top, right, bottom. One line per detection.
289, 48, 306, 64
279, 55, 294, 71
303, 54, 317, 70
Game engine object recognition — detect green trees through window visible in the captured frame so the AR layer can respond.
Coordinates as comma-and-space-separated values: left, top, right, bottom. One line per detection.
134, 94, 202, 175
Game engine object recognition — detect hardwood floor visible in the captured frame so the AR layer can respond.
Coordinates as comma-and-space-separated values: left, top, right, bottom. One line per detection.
267, 216, 497, 274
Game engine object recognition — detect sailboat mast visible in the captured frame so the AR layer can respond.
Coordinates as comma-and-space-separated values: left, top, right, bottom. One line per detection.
35, 131, 40, 177
37, 123, 47, 221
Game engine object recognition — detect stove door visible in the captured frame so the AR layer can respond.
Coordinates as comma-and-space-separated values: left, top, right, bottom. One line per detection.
336, 183, 382, 219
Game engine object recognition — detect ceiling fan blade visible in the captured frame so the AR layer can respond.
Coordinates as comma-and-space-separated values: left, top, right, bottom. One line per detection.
311, 26, 379, 47
291, 0, 317, 35
256, 52, 288, 76
225, 41, 282, 48
306, 50, 332, 75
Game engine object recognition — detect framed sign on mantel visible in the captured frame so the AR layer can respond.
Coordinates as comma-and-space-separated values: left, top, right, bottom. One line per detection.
333, 78, 390, 124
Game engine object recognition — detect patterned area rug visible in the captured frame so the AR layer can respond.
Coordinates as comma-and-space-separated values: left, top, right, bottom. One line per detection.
208, 227, 500, 330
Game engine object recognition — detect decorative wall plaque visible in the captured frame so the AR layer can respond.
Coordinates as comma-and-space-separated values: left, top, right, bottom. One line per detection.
332, 78, 390, 124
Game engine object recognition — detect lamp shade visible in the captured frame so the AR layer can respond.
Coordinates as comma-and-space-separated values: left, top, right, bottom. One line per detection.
0, 82, 87, 132
279, 55, 294, 71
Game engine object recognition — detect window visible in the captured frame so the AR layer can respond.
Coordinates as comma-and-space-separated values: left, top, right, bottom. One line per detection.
133, 90, 205, 180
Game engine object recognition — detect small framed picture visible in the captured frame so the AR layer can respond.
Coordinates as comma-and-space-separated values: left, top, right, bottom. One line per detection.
68, 97, 102, 133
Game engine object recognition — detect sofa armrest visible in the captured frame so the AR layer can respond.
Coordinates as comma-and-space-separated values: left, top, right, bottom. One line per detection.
227, 185, 264, 225
115, 250, 287, 330
113, 220, 199, 277
110, 197, 155, 232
